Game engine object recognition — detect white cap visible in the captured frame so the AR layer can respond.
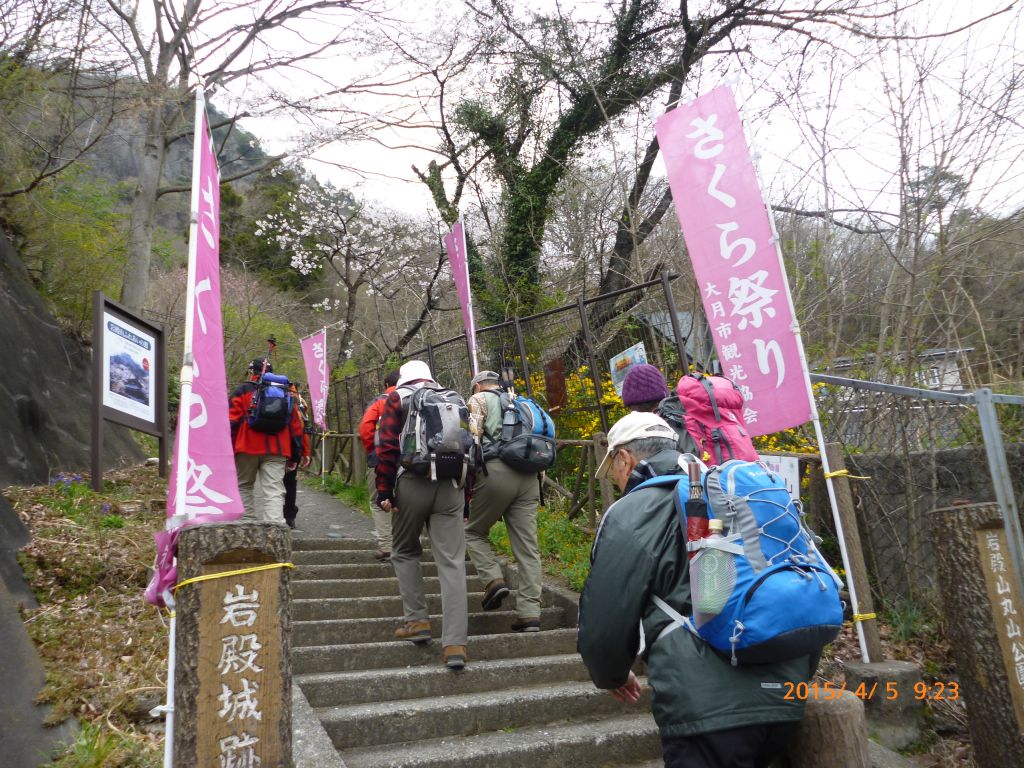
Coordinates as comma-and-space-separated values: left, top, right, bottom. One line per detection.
595, 412, 678, 479
396, 360, 433, 387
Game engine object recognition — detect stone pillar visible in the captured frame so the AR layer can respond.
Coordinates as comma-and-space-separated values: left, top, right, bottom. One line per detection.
787, 689, 870, 768
929, 502, 1024, 768
843, 659, 924, 749
174, 523, 292, 767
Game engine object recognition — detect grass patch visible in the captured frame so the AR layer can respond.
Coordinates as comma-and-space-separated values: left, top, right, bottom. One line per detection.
7, 466, 169, 766
314, 473, 370, 514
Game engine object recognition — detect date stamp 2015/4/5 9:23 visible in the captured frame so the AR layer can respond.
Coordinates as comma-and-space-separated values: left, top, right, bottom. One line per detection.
782, 680, 959, 702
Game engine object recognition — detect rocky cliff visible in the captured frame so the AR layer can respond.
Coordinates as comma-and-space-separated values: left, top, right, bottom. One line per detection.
0, 232, 142, 487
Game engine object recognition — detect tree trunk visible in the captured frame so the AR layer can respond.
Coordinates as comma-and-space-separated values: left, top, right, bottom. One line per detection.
929, 502, 1024, 768
120, 96, 169, 311
787, 689, 870, 768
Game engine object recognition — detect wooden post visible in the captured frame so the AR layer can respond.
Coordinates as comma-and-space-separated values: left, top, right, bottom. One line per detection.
929, 502, 1024, 768
823, 443, 884, 662
351, 434, 366, 483
587, 441, 597, 528
174, 524, 291, 768
787, 689, 870, 768
592, 431, 615, 515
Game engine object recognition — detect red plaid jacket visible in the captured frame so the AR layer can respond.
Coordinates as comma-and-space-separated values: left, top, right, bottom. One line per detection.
374, 381, 428, 500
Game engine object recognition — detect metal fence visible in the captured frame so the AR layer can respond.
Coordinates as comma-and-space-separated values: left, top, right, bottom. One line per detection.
325, 272, 707, 432
321, 279, 1024, 617
807, 374, 1024, 614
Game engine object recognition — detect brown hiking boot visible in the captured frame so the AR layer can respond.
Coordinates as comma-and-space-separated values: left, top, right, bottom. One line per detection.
394, 619, 431, 644
481, 579, 510, 611
443, 645, 468, 670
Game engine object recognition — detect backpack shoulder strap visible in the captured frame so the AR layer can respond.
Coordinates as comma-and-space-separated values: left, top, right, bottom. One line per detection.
628, 475, 689, 546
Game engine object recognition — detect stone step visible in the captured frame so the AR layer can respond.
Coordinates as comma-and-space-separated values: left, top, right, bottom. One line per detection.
299, 653, 591, 708
292, 537, 376, 551
319, 679, 653, 750
292, 562, 402, 580
292, 561, 469, 580
293, 591, 554, 621
338, 711, 661, 768
293, 627, 578, 674
294, 606, 568, 647
293, 575, 487, 599
293, 549, 441, 566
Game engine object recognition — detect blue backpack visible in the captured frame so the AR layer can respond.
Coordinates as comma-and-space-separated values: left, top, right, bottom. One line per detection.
632, 460, 843, 665
247, 373, 292, 433
483, 391, 556, 473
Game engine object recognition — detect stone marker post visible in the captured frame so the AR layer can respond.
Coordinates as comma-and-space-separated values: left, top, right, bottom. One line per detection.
174, 523, 292, 767
787, 688, 870, 768
930, 502, 1024, 767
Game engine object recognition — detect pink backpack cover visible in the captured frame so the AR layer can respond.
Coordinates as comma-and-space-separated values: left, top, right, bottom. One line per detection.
676, 373, 759, 465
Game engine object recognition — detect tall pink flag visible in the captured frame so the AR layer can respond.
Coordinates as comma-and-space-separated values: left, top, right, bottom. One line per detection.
301, 329, 329, 430
444, 219, 479, 374
655, 85, 813, 436
146, 91, 244, 606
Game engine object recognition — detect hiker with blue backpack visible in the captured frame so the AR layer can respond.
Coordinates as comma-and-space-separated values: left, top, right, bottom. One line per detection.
465, 370, 556, 633
229, 356, 311, 524
578, 411, 842, 768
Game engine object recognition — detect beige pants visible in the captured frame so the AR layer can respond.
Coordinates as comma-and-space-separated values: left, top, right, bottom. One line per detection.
367, 466, 393, 552
235, 453, 287, 525
392, 473, 468, 647
465, 460, 542, 619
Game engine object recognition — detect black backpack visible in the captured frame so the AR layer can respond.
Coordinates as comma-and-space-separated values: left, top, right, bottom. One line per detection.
655, 394, 700, 455
247, 373, 292, 433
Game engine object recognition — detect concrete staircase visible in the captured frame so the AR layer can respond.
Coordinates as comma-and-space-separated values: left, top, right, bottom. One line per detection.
291, 537, 663, 767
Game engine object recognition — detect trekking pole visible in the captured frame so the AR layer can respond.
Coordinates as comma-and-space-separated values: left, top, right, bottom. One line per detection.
261, 336, 277, 377
501, 365, 516, 397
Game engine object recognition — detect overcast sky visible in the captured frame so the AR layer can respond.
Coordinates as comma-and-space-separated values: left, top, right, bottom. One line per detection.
233, 0, 1024, 223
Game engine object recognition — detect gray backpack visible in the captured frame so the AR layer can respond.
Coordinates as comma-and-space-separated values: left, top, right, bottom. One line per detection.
398, 384, 475, 485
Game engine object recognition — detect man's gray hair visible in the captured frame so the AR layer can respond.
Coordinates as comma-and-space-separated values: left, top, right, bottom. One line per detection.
620, 436, 677, 461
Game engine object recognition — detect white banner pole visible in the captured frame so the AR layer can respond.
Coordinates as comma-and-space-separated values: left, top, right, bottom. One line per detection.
758, 164, 871, 666
159, 87, 207, 768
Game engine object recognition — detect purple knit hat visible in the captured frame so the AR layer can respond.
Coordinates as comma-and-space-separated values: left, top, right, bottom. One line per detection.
621, 364, 669, 406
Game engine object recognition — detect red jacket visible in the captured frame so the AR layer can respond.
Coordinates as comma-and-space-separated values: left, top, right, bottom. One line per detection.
229, 378, 310, 459
358, 385, 396, 455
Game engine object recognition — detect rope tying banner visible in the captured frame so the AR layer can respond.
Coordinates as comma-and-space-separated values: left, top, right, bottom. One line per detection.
824, 468, 872, 480
173, 562, 294, 593
852, 612, 877, 623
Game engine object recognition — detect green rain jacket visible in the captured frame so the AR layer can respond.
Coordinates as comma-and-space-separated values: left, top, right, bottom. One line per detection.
577, 449, 816, 738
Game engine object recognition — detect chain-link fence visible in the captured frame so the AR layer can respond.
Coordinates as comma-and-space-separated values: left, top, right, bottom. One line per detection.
807, 373, 1024, 614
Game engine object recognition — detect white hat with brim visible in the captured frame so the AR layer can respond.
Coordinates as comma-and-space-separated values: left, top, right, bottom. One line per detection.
595, 412, 678, 479
396, 360, 433, 387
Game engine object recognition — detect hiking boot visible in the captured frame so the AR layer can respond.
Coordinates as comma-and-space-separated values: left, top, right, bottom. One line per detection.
394, 620, 431, 644
373, 549, 391, 562
481, 579, 510, 611
443, 645, 468, 670
511, 617, 541, 633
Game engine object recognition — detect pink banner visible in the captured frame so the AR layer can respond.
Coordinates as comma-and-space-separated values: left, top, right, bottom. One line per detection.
146, 94, 243, 606
444, 219, 478, 373
301, 329, 329, 430
655, 86, 813, 436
